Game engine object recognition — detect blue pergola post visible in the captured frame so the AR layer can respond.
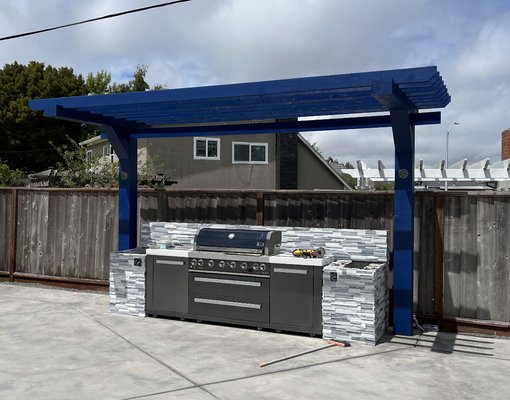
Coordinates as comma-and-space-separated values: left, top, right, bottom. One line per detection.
371, 80, 417, 335
103, 125, 138, 250
390, 108, 415, 335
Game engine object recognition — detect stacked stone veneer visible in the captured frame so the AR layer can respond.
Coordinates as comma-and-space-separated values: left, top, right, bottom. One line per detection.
142, 222, 388, 262
113, 222, 389, 322
322, 261, 389, 345
109, 251, 146, 316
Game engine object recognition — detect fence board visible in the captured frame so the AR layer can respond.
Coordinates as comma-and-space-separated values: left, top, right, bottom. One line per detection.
0, 190, 12, 272
476, 197, 495, 320
493, 198, 509, 321
413, 195, 435, 315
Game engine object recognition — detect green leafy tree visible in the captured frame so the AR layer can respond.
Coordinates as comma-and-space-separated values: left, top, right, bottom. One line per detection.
0, 159, 23, 186
0, 61, 92, 173
52, 137, 162, 188
86, 70, 112, 95
109, 64, 150, 93
336, 162, 357, 188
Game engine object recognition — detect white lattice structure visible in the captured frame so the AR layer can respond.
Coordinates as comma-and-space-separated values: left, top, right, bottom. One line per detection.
334, 158, 510, 190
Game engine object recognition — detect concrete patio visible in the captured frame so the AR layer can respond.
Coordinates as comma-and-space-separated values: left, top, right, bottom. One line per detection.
0, 282, 508, 400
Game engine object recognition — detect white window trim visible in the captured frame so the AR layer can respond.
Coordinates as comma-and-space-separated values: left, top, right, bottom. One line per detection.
193, 137, 220, 160
232, 142, 268, 165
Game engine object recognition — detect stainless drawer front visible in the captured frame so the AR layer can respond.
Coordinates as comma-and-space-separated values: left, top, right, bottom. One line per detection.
194, 277, 261, 287
194, 298, 261, 310
156, 259, 185, 266
273, 267, 308, 275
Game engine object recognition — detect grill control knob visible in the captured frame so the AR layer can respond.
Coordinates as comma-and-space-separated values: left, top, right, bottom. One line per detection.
259, 263, 266, 272
197, 259, 204, 268
190, 259, 198, 268
229, 261, 236, 269
218, 260, 226, 268
208, 260, 214, 268
240, 262, 248, 270
253, 264, 259, 271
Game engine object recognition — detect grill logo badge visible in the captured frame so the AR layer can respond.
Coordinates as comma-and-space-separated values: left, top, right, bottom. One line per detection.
330, 272, 337, 281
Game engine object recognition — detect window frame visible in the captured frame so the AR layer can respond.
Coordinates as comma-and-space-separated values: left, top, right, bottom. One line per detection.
193, 137, 221, 160
232, 141, 269, 165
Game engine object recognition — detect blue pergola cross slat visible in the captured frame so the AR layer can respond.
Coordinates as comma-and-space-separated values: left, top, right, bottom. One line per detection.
29, 66, 450, 336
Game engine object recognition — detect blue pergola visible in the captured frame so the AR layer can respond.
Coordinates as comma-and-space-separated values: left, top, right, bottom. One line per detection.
30, 66, 450, 335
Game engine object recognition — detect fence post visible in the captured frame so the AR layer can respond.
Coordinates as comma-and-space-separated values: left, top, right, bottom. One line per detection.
256, 192, 265, 225
434, 193, 445, 325
9, 188, 18, 282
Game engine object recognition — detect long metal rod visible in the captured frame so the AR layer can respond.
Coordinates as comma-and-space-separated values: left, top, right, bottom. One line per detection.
259, 341, 346, 368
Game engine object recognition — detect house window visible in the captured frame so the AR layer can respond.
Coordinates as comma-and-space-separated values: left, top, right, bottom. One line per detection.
232, 142, 268, 164
194, 137, 220, 160
102, 145, 115, 163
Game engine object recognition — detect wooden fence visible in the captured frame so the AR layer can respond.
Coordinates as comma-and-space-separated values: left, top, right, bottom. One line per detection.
1, 188, 509, 330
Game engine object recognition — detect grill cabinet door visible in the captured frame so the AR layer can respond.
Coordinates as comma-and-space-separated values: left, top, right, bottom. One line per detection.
270, 264, 315, 331
146, 256, 188, 315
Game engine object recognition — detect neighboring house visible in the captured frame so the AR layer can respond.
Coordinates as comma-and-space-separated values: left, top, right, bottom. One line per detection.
79, 136, 120, 165
80, 132, 352, 190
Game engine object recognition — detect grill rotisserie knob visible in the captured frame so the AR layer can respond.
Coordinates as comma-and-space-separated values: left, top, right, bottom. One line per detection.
228, 261, 236, 269
197, 259, 204, 268
259, 263, 266, 271
190, 259, 198, 268
218, 260, 225, 268
240, 262, 248, 270
207, 260, 214, 268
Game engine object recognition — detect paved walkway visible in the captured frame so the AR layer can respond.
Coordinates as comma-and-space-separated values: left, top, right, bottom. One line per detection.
0, 282, 508, 400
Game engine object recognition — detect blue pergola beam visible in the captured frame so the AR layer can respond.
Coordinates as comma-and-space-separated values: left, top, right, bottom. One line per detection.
130, 112, 441, 139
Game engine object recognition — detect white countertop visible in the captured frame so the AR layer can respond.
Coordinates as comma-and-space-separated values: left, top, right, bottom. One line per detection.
146, 248, 191, 258
145, 248, 333, 266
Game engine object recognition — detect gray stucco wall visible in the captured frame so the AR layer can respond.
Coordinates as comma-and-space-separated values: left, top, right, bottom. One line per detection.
297, 140, 346, 190
143, 135, 276, 189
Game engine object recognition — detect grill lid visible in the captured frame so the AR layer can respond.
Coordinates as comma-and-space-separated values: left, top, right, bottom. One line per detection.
193, 228, 281, 255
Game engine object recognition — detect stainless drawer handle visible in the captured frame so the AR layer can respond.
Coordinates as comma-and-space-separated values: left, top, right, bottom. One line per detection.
194, 298, 261, 310
194, 277, 261, 287
156, 259, 184, 266
273, 267, 308, 275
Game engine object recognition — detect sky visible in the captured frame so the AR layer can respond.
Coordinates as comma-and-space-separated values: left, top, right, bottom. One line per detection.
1, 0, 510, 167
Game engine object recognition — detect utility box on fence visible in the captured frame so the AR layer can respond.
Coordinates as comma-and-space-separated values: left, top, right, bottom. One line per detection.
322, 260, 389, 345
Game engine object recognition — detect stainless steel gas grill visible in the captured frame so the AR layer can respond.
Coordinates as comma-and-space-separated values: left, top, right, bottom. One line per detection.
187, 228, 280, 329
193, 228, 281, 255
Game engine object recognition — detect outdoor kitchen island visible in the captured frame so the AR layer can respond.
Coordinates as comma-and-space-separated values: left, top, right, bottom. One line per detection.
110, 222, 389, 342
145, 245, 333, 335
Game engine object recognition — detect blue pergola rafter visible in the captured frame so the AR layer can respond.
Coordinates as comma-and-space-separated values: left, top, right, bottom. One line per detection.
29, 66, 450, 336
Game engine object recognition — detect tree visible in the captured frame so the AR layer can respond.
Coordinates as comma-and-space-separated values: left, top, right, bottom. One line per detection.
109, 64, 150, 93
0, 61, 92, 173
0, 159, 23, 187
52, 137, 162, 188
86, 70, 112, 95
1, 61, 158, 176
